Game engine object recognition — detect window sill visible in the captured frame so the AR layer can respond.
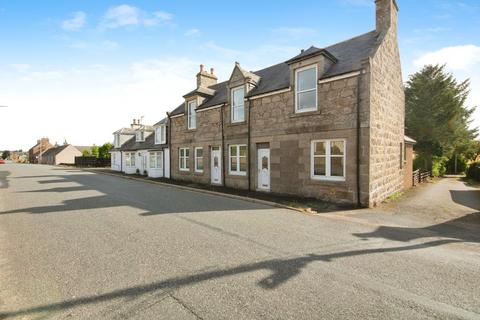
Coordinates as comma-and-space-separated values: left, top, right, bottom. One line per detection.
289, 109, 319, 118
229, 172, 247, 177
179, 169, 190, 172
227, 121, 247, 127
311, 176, 345, 182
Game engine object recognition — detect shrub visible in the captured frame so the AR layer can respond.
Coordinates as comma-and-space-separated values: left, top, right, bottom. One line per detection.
446, 154, 468, 174
431, 156, 447, 177
466, 162, 480, 181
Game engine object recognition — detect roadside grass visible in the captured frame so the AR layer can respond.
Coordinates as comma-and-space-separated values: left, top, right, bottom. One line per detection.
383, 191, 404, 204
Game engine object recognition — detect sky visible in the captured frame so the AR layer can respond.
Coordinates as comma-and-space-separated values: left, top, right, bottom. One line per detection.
0, 0, 479, 151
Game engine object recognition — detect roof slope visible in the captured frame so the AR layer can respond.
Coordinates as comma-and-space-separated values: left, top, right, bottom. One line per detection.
41, 145, 71, 157
170, 30, 379, 116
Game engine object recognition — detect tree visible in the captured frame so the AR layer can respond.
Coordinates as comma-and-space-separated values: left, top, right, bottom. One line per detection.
1, 150, 10, 159
405, 64, 478, 171
98, 143, 113, 158
90, 145, 99, 158
82, 149, 91, 156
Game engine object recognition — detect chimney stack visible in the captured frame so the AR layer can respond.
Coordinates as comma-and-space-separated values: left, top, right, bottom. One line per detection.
375, 0, 398, 34
196, 64, 217, 88
131, 118, 141, 129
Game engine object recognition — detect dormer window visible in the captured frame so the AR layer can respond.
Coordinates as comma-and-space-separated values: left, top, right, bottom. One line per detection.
155, 125, 166, 144
136, 131, 144, 142
114, 134, 120, 148
295, 65, 317, 113
187, 100, 197, 130
231, 85, 245, 123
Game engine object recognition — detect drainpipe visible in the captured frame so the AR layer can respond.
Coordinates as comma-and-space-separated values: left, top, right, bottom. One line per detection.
221, 103, 226, 186
167, 112, 172, 179
247, 97, 252, 191
356, 70, 363, 207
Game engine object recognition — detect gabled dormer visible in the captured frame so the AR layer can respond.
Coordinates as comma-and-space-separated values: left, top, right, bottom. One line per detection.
113, 119, 138, 148
135, 123, 155, 142
227, 62, 261, 123
286, 47, 337, 113
154, 118, 167, 145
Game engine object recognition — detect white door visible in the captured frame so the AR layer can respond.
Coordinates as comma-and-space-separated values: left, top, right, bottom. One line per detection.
211, 147, 222, 185
257, 148, 270, 191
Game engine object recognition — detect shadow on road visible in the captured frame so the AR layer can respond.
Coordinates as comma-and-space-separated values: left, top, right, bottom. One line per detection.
0, 170, 9, 189
0, 239, 460, 320
354, 212, 480, 243
450, 190, 480, 211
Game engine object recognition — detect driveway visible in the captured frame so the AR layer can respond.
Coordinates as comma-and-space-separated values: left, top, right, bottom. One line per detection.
0, 164, 479, 319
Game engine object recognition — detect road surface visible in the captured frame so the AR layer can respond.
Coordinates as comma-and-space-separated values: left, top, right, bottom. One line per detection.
0, 164, 479, 319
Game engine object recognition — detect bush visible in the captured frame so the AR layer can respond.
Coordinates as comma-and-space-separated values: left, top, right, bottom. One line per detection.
466, 162, 480, 181
431, 156, 447, 177
446, 154, 468, 174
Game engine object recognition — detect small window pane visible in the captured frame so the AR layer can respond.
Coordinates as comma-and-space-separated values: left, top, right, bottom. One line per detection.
196, 148, 203, 158
185, 149, 189, 157
197, 158, 203, 171
298, 90, 316, 110
331, 157, 344, 177
233, 87, 244, 107
262, 156, 268, 169
157, 153, 162, 168
230, 146, 237, 157
314, 142, 325, 155
331, 141, 344, 155
231, 157, 238, 171
314, 157, 326, 176
297, 67, 316, 91
233, 106, 244, 122
239, 145, 247, 157
240, 156, 247, 172
149, 153, 155, 168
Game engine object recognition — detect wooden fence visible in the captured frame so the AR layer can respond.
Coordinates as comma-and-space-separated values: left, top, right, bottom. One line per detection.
75, 156, 111, 168
412, 169, 431, 187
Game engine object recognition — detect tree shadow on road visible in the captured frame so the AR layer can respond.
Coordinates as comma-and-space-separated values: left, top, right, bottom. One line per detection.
0, 238, 460, 320
450, 190, 480, 211
353, 212, 480, 243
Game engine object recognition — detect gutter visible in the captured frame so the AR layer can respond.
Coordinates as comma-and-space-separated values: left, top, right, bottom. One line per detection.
167, 112, 172, 179
356, 69, 363, 207
247, 97, 252, 191
221, 103, 226, 186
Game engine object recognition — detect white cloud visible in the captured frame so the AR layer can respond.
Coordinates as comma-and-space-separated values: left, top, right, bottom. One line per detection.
10, 64, 30, 72
62, 11, 86, 31
184, 28, 200, 36
100, 5, 173, 29
414, 45, 480, 70
413, 45, 480, 131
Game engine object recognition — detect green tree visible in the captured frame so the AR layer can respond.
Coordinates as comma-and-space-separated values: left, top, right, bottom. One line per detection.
98, 143, 113, 158
405, 64, 478, 171
90, 145, 99, 158
1, 150, 10, 159
82, 149, 91, 156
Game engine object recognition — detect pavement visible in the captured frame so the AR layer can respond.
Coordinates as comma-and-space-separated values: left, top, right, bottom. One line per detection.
0, 164, 479, 320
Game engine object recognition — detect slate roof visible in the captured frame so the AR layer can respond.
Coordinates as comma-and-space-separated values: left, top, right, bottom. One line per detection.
119, 132, 167, 151
168, 30, 379, 116
113, 127, 137, 135
41, 145, 71, 157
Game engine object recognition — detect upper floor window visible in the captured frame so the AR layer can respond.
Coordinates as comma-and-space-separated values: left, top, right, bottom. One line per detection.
155, 125, 166, 144
231, 86, 245, 123
187, 100, 197, 130
114, 134, 120, 148
311, 140, 345, 181
136, 131, 144, 142
295, 65, 317, 113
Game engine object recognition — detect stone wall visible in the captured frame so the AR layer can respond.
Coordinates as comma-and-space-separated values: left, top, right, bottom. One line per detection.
368, 11, 405, 206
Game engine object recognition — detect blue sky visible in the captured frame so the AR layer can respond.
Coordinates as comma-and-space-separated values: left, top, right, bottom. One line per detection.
0, 0, 479, 150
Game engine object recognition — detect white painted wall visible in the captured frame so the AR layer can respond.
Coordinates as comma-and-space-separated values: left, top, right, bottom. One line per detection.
111, 151, 122, 171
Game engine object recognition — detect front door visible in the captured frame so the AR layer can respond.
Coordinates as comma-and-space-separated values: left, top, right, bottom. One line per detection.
257, 148, 270, 191
211, 147, 222, 185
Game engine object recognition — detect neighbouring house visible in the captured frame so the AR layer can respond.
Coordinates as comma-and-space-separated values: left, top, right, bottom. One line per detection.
403, 135, 416, 189
28, 138, 53, 163
110, 119, 140, 171
10, 150, 28, 163
40, 144, 82, 165
113, 119, 170, 178
166, 0, 404, 207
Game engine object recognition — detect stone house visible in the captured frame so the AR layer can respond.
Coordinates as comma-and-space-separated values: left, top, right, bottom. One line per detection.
40, 144, 82, 165
28, 137, 53, 163
167, 0, 404, 207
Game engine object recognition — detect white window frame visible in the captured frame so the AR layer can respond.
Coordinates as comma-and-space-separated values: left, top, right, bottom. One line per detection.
229, 144, 247, 176
125, 152, 136, 167
231, 85, 245, 123
194, 147, 204, 173
155, 125, 166, 145
149, 151, 163, 169
179, 148, 189, 171
295, 64, 318, 113
136, 131, 145, 142
311, 139, 346, 181
114, 134, 120, 148
187, 100, 197, 130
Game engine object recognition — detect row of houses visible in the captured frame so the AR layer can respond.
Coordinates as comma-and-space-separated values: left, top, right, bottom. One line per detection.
28, 138, 89, 165
110, 0, 415, 207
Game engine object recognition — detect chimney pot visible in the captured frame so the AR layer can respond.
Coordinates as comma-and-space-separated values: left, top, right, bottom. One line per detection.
210, 67, 214, 75
200, 64, 204, 72
301, 49, 304, 53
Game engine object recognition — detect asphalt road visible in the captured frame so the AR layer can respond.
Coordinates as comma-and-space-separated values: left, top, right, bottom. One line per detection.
0, 164, 479, 320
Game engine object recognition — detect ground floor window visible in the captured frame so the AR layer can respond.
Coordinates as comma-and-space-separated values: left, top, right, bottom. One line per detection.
179, 148, 189, 171
311, 140, 345, 181
125, 152, 135, 167
149, 151, 163, 169
195, 147, 203, 172
229, 144, 247, 176
112, 153, 116, 165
